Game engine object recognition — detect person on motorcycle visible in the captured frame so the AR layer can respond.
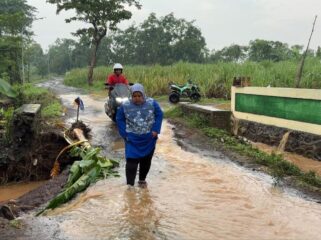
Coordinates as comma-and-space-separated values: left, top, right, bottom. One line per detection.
106, 63, 129, 94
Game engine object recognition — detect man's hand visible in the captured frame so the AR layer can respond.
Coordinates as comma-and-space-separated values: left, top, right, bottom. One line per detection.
152, 131, 158, 138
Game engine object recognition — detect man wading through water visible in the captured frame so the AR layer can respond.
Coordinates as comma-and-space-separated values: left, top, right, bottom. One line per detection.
116, 83, 163, 188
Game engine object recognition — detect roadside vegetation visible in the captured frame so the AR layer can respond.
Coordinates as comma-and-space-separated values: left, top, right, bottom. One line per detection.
165, 106, 321, 191
0, 83, 63, 145
13, 84, 63, 119
64, 59, 321, 98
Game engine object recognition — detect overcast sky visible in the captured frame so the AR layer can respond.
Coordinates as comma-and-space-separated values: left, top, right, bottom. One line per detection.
27, 0, 321, 52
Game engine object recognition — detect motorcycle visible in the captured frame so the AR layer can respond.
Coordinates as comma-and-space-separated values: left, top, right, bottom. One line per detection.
168, 80, 201, 104
104, 83, 131, 121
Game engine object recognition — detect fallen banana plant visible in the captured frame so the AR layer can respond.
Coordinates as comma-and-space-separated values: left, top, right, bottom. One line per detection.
50, 140, 88, 178
36, 129, 119, 216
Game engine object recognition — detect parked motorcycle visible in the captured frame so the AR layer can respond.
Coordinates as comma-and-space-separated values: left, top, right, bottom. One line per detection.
168, 80, 201, 104
104, 83, 131, 121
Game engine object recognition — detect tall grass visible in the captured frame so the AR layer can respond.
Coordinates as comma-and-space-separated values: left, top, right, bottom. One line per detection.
64, 59, 321, 97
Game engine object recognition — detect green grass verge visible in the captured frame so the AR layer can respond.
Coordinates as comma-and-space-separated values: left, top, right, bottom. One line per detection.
1, 84, 63, 147
41, 101, 63, 118
165, 107, 321, 189
13, 84, 63, 119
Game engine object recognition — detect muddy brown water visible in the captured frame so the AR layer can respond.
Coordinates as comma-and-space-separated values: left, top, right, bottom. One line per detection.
0, 181, 46, 203
253, 142, 321, 176
5, 78, 321, 240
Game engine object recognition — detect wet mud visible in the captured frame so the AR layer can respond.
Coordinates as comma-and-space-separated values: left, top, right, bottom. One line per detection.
3, 131, 69, 182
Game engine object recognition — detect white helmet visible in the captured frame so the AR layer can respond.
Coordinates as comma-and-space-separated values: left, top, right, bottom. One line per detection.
113, 63, 123, 70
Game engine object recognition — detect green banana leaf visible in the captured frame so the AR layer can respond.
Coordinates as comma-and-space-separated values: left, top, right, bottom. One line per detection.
110, 159, 120, 167
79, 159, 96, 172
97, 158, 113, 168
64, 161, 82, 189
0, 79, 16, 98
37, 165, 101, 216
37, 146, 119, 216
83, 147, 101, 160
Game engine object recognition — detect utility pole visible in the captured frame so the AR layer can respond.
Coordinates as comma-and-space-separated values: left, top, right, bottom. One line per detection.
295, 15, 318, 88
47, 50, 50, 78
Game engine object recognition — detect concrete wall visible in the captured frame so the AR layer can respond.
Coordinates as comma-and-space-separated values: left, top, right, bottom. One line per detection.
179, 103, 231, 131
231, 87, 321, 160
231, 87, 321, 135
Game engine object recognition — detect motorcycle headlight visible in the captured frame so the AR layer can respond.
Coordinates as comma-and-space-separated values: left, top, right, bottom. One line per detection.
116, 97, 128, 103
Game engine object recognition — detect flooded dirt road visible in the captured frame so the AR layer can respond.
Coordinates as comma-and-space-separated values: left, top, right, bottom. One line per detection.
5, 78, 321, 240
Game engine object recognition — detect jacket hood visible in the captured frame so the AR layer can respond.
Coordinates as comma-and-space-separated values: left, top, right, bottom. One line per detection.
130, 83, 146, 99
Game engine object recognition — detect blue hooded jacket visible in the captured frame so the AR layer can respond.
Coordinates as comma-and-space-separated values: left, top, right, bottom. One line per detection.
116, 83, 163, 159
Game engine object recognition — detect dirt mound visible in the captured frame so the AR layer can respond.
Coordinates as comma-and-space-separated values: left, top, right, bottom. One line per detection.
2, 130, 70, 183
0, 104, 75, 184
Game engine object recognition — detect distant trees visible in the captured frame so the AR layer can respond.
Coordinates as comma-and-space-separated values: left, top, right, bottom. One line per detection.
0, 0, 36, 84
44, 33, 319, 76
209, 44, 247, 63
208, 40, 317, 63
111, 13, 208, 65
47, 39, 77, 75
48, 0, 141, 85
24, 42, 46, 79
42, 12, 208, 74
248, 39, 291, 62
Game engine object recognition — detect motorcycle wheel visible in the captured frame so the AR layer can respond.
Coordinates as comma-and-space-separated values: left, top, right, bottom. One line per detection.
169, 92, 180, 104
190, 93, 201, 102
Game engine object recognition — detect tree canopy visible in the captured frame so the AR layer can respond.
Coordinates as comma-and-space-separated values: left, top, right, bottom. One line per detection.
47, 0, 141, 85
110, 13, 208, 65
0, 0, 36, 84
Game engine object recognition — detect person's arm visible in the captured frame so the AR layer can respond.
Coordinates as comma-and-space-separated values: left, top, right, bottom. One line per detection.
116, 106, 127, 140
151, 100, 163, 136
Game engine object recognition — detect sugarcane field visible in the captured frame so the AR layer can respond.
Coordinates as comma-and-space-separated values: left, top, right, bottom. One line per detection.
1, 1, 321, 240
